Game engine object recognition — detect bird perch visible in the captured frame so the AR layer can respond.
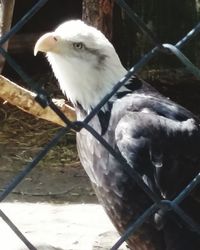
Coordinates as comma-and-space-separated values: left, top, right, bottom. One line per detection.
0, 75, 76, 126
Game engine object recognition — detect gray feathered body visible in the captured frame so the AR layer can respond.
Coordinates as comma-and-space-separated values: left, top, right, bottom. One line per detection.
76, 78, 200, 250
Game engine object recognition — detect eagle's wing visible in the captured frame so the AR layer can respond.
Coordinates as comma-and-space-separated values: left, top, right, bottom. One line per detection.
114, 96, 200, 249
115, 97, 200, 249
115, 95, 200, 198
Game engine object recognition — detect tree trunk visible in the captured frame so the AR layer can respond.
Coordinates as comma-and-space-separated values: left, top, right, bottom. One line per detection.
82, 0, 114, 41
0, 0, 15, 73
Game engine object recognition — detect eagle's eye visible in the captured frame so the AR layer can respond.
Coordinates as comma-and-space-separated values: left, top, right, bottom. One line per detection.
73, 42, 84, 50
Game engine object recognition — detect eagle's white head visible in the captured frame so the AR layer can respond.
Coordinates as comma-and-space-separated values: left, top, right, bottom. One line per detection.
34, 20, 127, 112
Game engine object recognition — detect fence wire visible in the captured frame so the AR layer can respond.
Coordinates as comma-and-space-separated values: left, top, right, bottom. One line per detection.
0, 0, 200, 249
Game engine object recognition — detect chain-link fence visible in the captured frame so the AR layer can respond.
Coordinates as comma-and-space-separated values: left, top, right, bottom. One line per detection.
1, 0, 200, 249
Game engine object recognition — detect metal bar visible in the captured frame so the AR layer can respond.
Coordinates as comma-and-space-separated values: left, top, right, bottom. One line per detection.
115, 0, 159, 46
48, 100, 73, 127
78, 122, 161, 203
0, 46, 73, 128
171, 203, 200, 234
115, 0, 200, 51
84, 46, 160, 125
79, 122, 200, 239
0, 0, 199, 249
162, 44, 200, 79
173, 173, 200, 206
176, 22, 200, 49
110, 204, 158, 250
0, 209, 37, 250
0, 127, 68, 201
0, 46, 41, 91
0, 0, 48, 46
83, 42, 200, 127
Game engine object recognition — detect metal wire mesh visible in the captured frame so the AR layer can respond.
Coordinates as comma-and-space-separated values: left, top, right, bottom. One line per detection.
0, 0, 200, 249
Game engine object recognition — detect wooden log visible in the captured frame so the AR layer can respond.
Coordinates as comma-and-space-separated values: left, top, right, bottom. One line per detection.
0, 75, 76, 126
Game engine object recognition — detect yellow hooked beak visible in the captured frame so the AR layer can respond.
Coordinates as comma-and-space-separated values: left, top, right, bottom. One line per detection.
34, 32, 59, 56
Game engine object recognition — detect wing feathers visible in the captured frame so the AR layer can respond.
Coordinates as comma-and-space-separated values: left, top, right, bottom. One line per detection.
115, 111, 200, 198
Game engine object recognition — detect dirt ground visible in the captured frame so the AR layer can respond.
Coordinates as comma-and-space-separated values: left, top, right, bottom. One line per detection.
0, 102, 94, 204
0, 98, 128, 250
1, 69, 200, 249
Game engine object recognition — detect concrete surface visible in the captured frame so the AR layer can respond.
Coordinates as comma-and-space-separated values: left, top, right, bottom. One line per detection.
0, 202, 128, 250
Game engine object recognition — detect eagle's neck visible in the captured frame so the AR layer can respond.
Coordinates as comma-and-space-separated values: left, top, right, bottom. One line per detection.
47, 52, 127, 113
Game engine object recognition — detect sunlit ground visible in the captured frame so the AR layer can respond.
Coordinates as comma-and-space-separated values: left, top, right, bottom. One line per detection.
0, 105, 126, 250
0, 202, 128, 250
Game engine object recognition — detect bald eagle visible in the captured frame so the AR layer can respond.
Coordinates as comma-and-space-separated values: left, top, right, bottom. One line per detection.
35, 20, 200, 250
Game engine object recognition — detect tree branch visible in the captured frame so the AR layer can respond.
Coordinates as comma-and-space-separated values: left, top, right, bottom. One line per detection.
0, 75, 76, 126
